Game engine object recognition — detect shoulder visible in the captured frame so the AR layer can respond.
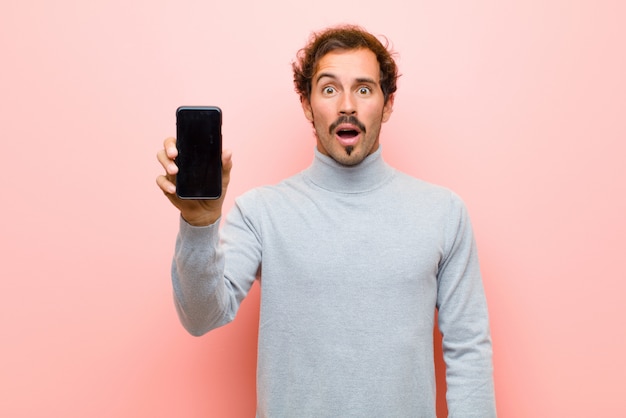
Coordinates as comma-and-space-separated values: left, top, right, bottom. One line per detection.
232, 172, 309, 212
239, 171, 307, 198
392, 169, 466, 207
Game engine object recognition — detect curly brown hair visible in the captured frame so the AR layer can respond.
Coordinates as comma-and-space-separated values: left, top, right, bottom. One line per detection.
292, 25, 399, 104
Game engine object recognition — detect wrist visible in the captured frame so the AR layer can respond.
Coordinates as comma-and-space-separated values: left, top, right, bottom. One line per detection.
180, 210, 220, 227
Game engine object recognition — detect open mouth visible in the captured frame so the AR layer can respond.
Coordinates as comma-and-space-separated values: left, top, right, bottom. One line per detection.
335, 127, 361, 147
337, 129, 359, 139
330, 116, 366, 148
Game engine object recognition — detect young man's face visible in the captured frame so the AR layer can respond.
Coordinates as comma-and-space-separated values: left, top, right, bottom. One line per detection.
302, 48, 394, 166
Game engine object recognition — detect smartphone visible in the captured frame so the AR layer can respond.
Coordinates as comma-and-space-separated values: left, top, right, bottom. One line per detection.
175, 106, 222, 199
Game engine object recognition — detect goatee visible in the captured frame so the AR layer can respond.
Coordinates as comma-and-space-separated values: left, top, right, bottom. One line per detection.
345, 145, 354, 156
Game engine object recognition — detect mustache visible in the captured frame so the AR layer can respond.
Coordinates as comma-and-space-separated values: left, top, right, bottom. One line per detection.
329, 115, 366, 135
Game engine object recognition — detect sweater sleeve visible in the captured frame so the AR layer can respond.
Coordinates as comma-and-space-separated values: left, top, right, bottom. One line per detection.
171, 200, 261, 336
436, 193, 497, 417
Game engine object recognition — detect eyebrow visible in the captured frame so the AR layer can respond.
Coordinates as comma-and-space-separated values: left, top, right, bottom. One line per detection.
315, 72, 337, 84
315, 72, 379, 86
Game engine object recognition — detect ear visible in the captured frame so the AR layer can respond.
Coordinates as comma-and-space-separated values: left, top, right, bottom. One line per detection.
301, 97, 314, 122
382, 94, 395, 123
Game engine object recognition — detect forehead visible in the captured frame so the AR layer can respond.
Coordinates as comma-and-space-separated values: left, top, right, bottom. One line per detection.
313, 48, 381, 83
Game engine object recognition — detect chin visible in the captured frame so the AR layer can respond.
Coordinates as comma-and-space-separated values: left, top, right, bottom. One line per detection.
333, 149, 367, 166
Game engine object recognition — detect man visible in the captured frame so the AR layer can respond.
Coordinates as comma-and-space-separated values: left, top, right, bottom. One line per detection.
157, 25, 496, 417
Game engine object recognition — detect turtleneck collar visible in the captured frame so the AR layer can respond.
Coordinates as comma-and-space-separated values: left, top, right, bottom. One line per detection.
303, 146, 395, 194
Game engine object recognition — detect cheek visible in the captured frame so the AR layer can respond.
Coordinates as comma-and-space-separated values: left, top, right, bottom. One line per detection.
370, 106, 389, 124
311, 110, 330, 127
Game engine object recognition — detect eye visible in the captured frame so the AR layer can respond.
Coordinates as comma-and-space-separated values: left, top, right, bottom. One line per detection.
322, 86, 336, 95
357, 86, 372, 95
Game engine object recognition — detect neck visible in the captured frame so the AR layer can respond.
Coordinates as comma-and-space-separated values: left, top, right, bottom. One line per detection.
304, 146, 394, 193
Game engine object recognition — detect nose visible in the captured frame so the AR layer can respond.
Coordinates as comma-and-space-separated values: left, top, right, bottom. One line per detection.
339, 93, 356, 115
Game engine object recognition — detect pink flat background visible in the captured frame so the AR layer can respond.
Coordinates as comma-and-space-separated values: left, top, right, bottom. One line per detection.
2, 1, 624, 416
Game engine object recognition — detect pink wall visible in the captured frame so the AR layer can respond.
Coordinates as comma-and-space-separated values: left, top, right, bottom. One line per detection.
2, 1, 625, 416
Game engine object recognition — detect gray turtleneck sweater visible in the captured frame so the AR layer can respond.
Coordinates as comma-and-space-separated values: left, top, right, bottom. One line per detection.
172, 147, 496, 417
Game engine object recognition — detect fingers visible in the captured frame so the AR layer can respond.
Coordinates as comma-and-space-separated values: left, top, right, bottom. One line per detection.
156, 137, 178, 196
163, 137, 178, 159
156, 173, 176, 195
156, 139, 234, 226
220, 149, 233, 195
157, 137, 178, 176
222, 148, 233, 168
222, 148, 233, 177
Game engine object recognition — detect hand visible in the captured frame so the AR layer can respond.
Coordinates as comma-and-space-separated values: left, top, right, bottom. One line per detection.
156, 137, 233, 226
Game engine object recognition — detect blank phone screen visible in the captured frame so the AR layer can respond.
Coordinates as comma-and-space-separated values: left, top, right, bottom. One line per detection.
175, 106, 222, 199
